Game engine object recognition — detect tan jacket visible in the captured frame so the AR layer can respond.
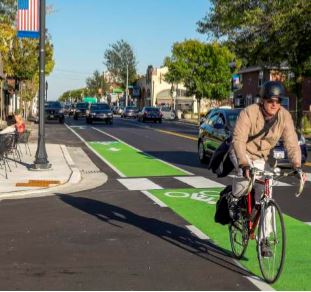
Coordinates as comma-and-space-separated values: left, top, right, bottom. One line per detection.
232, 104, 301, 167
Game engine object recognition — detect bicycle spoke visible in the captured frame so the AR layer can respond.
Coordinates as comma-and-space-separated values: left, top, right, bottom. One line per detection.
257, 200, 286, 283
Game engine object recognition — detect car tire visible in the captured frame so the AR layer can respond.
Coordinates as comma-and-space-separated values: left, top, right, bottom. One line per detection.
89, 119, 93, 124
142, 118, 146, 123
74, 115, 78, 120
159, 119, 162, 123
59, 117, 64, 124
198, 140, 209, 163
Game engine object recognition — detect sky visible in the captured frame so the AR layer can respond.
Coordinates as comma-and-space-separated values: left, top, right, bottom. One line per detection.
46, 0, 211, 100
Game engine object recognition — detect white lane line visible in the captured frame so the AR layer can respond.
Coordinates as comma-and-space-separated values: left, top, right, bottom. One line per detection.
65, 124, 126, 177
307, 173, 311, 182
186, 225, 210, 240
175, 176, 225, 188
141, 191, 167, 207
118, 178, 163, 191
245, 276, 274, 291
92, 127, 194, 175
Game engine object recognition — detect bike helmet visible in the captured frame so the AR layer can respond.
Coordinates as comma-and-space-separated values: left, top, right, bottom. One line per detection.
260, 81, 286, 100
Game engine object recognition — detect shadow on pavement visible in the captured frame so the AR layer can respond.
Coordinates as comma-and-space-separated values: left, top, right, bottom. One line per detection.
57, 193, 254, 279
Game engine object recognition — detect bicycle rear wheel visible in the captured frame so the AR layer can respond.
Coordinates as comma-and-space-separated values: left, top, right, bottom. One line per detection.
229, 212, 249, 259
257, 199, 286, 283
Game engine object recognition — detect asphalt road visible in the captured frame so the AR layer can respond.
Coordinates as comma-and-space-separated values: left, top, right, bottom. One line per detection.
0, 115, 309, 290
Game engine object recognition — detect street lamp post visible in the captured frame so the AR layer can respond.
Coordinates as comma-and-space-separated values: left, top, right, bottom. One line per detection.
45, 81, 48, 101
32, 0, 51, 170
115, 51, 129, 107
126, 63, 129, 107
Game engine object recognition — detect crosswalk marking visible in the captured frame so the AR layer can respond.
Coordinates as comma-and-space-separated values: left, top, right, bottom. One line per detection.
117, 178, 163, 191
141, 191, 167, 207
186, 225, 210, 240
174, 176, 225, 188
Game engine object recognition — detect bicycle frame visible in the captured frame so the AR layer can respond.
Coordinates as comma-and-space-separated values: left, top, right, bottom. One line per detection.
246, 177, 272, 240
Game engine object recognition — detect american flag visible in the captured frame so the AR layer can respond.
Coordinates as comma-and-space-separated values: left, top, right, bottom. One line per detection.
17, 0, 39, 38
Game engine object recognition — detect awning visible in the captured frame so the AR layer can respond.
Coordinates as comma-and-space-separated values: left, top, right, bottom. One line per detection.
113, 88, 123, 94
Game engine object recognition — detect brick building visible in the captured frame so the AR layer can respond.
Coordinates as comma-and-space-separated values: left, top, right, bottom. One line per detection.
233, 66, 311, 113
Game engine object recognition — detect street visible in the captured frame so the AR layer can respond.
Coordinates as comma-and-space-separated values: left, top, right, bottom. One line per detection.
0, 116, 310, 290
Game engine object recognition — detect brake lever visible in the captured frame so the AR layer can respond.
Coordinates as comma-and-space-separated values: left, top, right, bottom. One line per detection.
295, 171, 306, 198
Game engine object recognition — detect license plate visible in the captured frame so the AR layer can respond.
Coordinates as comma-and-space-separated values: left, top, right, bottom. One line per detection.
273, 150, 285, 159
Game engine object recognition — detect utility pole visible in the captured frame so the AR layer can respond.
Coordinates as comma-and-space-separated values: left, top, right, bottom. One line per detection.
126, 63, 129, 107
32, 0, 51, 169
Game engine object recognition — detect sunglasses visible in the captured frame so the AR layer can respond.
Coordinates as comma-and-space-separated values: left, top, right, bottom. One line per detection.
266, 98, 281, 104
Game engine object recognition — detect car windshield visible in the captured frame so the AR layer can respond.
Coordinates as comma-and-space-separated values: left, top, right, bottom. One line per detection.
145, 107, 160, 112
45, 102, 61, 109
91, 104, 110, 110
76, 103, 88, 109
227, 111, 240, 128
161, 107, 171, 112
126, 107, 138, 111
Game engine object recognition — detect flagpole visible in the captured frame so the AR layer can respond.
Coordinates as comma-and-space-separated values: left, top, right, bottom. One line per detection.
32, 0, 51, 169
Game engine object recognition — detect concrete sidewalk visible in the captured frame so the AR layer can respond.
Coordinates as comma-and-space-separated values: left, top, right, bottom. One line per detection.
0, 141, 108, 201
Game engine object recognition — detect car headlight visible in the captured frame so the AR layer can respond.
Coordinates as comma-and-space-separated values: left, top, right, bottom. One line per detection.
59, 109, 64, 114
298, 134, 306, 145
108, 113, 112, 116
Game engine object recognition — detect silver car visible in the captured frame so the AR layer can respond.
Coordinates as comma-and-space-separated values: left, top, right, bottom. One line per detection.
160, 107, 176, 120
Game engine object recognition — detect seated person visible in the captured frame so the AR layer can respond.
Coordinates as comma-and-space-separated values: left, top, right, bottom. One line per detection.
14, 114, 26, 134
0, 113, 26, 134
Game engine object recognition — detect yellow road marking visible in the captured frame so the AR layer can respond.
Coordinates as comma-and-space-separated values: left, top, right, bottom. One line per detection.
155, 129, 197, 141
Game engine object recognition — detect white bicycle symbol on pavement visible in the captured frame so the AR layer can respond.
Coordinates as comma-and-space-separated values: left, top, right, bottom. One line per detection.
164, 190, 219, 205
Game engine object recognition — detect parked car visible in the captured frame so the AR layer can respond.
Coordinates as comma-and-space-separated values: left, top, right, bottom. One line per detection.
86, 103, 113, 125
160, 107, 176, 120
73, 102, 88, 120
121, 106, 139, 118
63, 103, 73, 116
44, 101, 65, 124
198, 108, 308, 168
137, 107, 162, 123
117, 106, 125, 115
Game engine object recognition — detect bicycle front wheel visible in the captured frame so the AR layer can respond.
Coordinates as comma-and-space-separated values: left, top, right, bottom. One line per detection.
257, 199, 286, 283
229, 214, 249, 259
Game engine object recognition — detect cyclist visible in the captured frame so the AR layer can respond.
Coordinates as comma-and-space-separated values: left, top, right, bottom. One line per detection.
229, 80, 303, 256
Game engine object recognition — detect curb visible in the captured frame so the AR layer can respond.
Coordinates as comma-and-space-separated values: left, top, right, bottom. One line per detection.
0, 145, 82, 201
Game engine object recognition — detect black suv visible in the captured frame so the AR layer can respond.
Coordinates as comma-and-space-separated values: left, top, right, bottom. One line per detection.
86, 103, 113, 125
73, 102, 88, 120
45, 101, 65, 124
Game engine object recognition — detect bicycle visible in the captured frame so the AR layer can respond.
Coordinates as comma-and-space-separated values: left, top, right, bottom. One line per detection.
229, 167, 306, 283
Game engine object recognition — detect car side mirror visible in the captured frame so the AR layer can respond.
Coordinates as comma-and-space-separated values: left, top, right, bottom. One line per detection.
214, 123, 224, 129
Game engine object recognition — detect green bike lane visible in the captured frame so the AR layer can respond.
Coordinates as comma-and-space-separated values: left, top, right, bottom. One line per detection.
68, 124, 311, 290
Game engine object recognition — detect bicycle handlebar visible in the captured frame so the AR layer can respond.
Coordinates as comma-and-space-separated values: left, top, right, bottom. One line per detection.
246, 167, 306, 198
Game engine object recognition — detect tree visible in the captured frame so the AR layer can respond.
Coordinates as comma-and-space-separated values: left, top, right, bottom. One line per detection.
58, 88, 86, 102
86, 70, 108, 97
103, 39, 137, 88
197, 0, 311, 128
164, 40, 239, 101
0, 0, 16, 25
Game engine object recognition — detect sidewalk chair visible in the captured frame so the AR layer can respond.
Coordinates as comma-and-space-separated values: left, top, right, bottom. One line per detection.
3, 133, 21, 168
0, 134, 12, 179
17, 130, 31, 156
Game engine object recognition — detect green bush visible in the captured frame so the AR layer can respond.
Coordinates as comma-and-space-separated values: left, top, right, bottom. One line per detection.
302, 115, 311, 135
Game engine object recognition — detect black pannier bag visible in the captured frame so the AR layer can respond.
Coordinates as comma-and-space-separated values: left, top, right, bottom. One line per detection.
214, 185, 232, 225
207, 137, 234, 178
